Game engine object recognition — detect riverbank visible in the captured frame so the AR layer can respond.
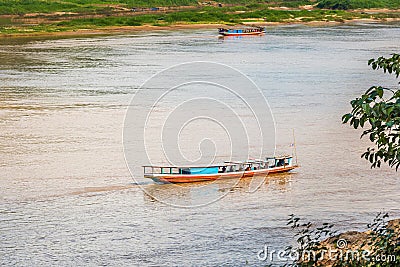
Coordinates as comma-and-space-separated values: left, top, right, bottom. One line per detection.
1, 4, 400, 37
1, 17, 400, 38
313, 218, 400, 266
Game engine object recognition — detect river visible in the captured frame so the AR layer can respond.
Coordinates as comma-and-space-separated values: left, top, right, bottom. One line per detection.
1, 23, 399, 266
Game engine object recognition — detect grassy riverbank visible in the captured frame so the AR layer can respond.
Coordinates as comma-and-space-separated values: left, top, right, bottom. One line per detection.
1, 1, 400, 36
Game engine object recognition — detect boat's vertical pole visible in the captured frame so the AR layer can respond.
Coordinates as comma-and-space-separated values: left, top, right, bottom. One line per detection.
292, 128, 298, 166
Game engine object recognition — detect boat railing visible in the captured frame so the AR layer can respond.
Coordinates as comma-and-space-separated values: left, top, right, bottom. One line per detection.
143, 156, 294, 175
143, 165, 225, 175
143, 166, 182, 175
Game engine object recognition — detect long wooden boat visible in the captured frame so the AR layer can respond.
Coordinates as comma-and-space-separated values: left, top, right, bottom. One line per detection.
144, 156, 297, 183
218, 27, 266, 36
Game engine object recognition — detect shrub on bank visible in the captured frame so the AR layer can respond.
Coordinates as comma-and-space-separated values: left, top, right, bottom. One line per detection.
317, 0, 400, 10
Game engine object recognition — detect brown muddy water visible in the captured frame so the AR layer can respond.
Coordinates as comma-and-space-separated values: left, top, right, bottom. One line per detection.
0, 23, 399, 266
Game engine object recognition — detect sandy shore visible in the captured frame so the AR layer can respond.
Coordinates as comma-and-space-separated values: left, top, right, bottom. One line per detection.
0, 23, 226, 38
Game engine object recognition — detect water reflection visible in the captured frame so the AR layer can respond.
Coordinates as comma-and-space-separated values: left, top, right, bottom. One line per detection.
142, 173, 294, 206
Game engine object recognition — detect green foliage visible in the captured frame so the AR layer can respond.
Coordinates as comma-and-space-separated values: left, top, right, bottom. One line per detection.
285, 214, 337, 266
0, 0, 199, 15
317, 0, 352, 10
365, 213, 400, 267
0, 0, 82, 14
2, 0, 400, 15
342, 54, 400, 170
45, 8, 360, 30
317, 0, 400, 10
286, 213, 400, 266
55, 14, 158, 27
49, 8, 243, 29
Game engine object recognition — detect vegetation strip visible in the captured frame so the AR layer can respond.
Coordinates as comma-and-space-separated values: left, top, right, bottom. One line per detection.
1, 1, 400, 35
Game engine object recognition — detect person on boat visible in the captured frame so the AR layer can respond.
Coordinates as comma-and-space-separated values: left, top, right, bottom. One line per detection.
277, 159, 285, 167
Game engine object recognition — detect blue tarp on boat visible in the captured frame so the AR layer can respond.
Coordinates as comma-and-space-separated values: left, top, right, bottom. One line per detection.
182, 167, 219, 174
190, 167, 219, 174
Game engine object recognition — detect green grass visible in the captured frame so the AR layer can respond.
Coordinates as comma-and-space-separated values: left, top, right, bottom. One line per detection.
317, 0, 400, 10
52, 8, 240, 28
1, 0, 400, 16
0, 0, 319, 15
0, 0, 199, 15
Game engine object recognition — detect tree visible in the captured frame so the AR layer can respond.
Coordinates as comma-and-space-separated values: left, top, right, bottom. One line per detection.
316, 0, 352, 10
342, 54, 400, 170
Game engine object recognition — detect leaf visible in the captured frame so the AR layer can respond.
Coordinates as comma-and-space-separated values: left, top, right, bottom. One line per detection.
368, 58, 375, 65
342, 113, 352, 123
353, 119, 359, 129
377, 87, 384, 98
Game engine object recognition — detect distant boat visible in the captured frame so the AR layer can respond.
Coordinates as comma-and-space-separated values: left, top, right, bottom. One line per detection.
218, 27, 266, 36
143, 155, 297, 183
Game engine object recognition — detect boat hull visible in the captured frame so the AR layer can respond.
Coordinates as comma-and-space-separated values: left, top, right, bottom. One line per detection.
145, 165, 297, 183
219, 31, 265, 36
